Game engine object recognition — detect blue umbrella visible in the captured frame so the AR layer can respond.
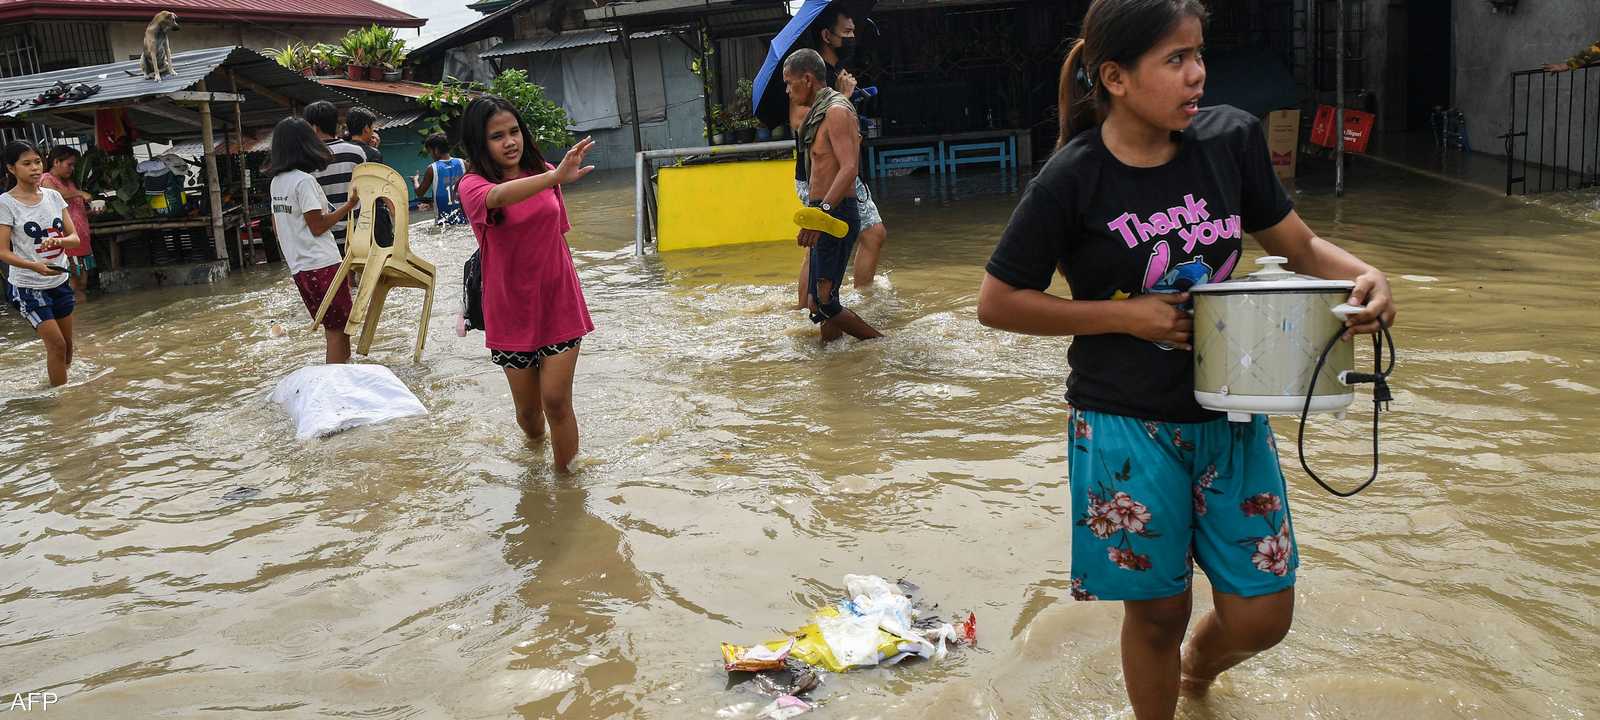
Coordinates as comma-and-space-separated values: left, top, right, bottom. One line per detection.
751, 0, 875, 129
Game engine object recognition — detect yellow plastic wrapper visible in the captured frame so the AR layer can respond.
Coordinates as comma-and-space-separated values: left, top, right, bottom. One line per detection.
760, 606, 926, 673
721, 640, 790, 672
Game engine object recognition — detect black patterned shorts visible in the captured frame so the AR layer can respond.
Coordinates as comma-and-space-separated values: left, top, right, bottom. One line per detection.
490, 337, 582, 369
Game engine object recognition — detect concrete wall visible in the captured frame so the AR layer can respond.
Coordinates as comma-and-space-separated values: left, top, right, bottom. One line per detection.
106, 22, 351, 63
1453, 0, 1600, 168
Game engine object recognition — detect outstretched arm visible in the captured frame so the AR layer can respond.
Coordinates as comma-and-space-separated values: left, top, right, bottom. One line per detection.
485, 137, 596, 209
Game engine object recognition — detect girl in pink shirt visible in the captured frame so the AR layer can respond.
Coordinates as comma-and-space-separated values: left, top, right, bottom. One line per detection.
40, 146, 94, 302
457, 96, 595, 471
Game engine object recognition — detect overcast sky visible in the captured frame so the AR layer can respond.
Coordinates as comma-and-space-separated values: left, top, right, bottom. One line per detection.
385, 0, 484, 48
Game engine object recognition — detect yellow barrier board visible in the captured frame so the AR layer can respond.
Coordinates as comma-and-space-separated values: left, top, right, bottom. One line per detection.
657, 159, 802, 252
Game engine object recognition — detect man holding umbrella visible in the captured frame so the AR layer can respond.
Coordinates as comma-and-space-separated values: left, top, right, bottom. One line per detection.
750, 2, 886, 308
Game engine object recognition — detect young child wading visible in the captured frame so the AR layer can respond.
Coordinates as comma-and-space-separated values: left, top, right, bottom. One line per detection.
415, 133, 467, 225
0, 141, 82, 387
976, 2, 1398, 718
267, 116, 360, 364
456, 96, 596, 472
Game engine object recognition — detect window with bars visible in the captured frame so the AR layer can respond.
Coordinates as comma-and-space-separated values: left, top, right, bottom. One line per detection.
0, 23, 113, 144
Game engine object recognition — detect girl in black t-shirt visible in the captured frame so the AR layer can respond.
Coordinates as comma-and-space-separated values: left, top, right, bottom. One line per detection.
977, 1, 1396, 717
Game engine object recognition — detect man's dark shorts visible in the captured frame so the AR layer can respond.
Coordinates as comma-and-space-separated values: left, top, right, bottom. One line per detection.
807, 196, 860, 324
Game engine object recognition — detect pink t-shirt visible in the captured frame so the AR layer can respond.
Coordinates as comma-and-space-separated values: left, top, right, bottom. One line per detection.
39, 173, 91, 257
459, 168, 593, 352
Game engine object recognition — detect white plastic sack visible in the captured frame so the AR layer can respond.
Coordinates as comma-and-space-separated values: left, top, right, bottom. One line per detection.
845, 574, 915, 635
270, 364, 427, 439
815, 612, 883, 668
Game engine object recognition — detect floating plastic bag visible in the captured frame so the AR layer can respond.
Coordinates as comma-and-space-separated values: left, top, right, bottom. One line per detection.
844, 574, 915, 636
815, 609, 883, 668
270, 364, 427, 439
727, 575, 976, 677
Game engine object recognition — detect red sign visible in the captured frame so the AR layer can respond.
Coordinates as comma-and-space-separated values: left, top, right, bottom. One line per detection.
1310, 105, 1375, 153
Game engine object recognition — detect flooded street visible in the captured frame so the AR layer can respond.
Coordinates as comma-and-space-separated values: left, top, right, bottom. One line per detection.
2, 161, 1597, 719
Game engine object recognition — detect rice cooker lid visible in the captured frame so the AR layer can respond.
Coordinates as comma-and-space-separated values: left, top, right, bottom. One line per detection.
1190, 256, 1356, 293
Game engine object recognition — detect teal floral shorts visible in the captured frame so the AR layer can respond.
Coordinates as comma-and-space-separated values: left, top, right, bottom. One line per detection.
1067, 408, 1298, 602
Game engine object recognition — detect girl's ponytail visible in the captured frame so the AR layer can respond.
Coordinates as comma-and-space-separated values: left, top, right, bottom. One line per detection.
1057, 39, 1100, 150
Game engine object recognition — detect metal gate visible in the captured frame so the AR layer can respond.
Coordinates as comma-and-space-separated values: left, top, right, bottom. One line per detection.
1505, 64, 1600, 195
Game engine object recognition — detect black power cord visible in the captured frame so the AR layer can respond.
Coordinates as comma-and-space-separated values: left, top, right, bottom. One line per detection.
1297, 322, 1396, 497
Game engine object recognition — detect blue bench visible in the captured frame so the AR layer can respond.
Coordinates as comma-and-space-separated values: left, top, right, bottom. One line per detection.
945, 138, 1015, 175
871, 145, 941, 178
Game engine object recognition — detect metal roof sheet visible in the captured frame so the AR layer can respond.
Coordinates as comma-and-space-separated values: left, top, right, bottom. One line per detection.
0, 0, 423, 27
480, 29, 669, 58
0, 46, 357, 143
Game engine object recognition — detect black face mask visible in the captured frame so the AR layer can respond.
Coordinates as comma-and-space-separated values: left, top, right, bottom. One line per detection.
833, 35, 857, 59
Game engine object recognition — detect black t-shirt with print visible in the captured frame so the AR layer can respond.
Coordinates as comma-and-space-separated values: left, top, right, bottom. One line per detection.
986, 105, 1294, 423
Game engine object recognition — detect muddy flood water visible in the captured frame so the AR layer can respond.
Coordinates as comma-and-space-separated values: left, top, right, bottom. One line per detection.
2, 161, 1597, 719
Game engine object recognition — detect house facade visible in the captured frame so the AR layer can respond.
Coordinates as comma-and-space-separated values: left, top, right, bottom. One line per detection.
0, 0, 424, 75
410, 0, 786, 171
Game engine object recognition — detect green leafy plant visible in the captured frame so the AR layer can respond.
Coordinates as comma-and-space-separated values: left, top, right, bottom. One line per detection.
335, 29, 369, 69
267, 43, 312, 71
416, 70, 573, 156
310, 44, 337, 75
77, 149, 151, 220
733, 78, 755, 118
706, 104, 737, 137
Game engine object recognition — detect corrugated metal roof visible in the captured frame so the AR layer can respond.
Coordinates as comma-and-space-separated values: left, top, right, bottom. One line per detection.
481, 29, 669, 59
0, 0, 424, 27
583, 0, 785, 26
0, 46, 357, 143
375, 110, 423, 129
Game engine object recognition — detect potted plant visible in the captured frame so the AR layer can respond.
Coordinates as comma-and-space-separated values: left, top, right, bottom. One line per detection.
381, 46, 405, 81
269, 43, 314, 76
708, 105, 733, 145
367, 25, 405, 81
730, 78, 757, 143
337, 31, 368, 80
310, 44, 337, 78
734, 117, 758, 144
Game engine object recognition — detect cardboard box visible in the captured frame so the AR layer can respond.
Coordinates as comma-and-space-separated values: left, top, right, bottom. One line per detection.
1265, 109, 1300, 179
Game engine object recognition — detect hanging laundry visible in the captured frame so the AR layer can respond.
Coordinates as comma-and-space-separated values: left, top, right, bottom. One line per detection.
137, 158, 186, 217
96, 108, 136, 153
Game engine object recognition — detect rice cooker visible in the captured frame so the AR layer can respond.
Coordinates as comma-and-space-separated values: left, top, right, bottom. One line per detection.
1189, 256, 1397, 497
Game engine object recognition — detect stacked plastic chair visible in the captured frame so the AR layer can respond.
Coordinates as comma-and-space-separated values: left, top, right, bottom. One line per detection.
309, 163, 437, 363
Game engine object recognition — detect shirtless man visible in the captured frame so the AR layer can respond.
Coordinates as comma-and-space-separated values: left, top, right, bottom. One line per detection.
791, 8, 887, 307
784, 49, 882, 344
